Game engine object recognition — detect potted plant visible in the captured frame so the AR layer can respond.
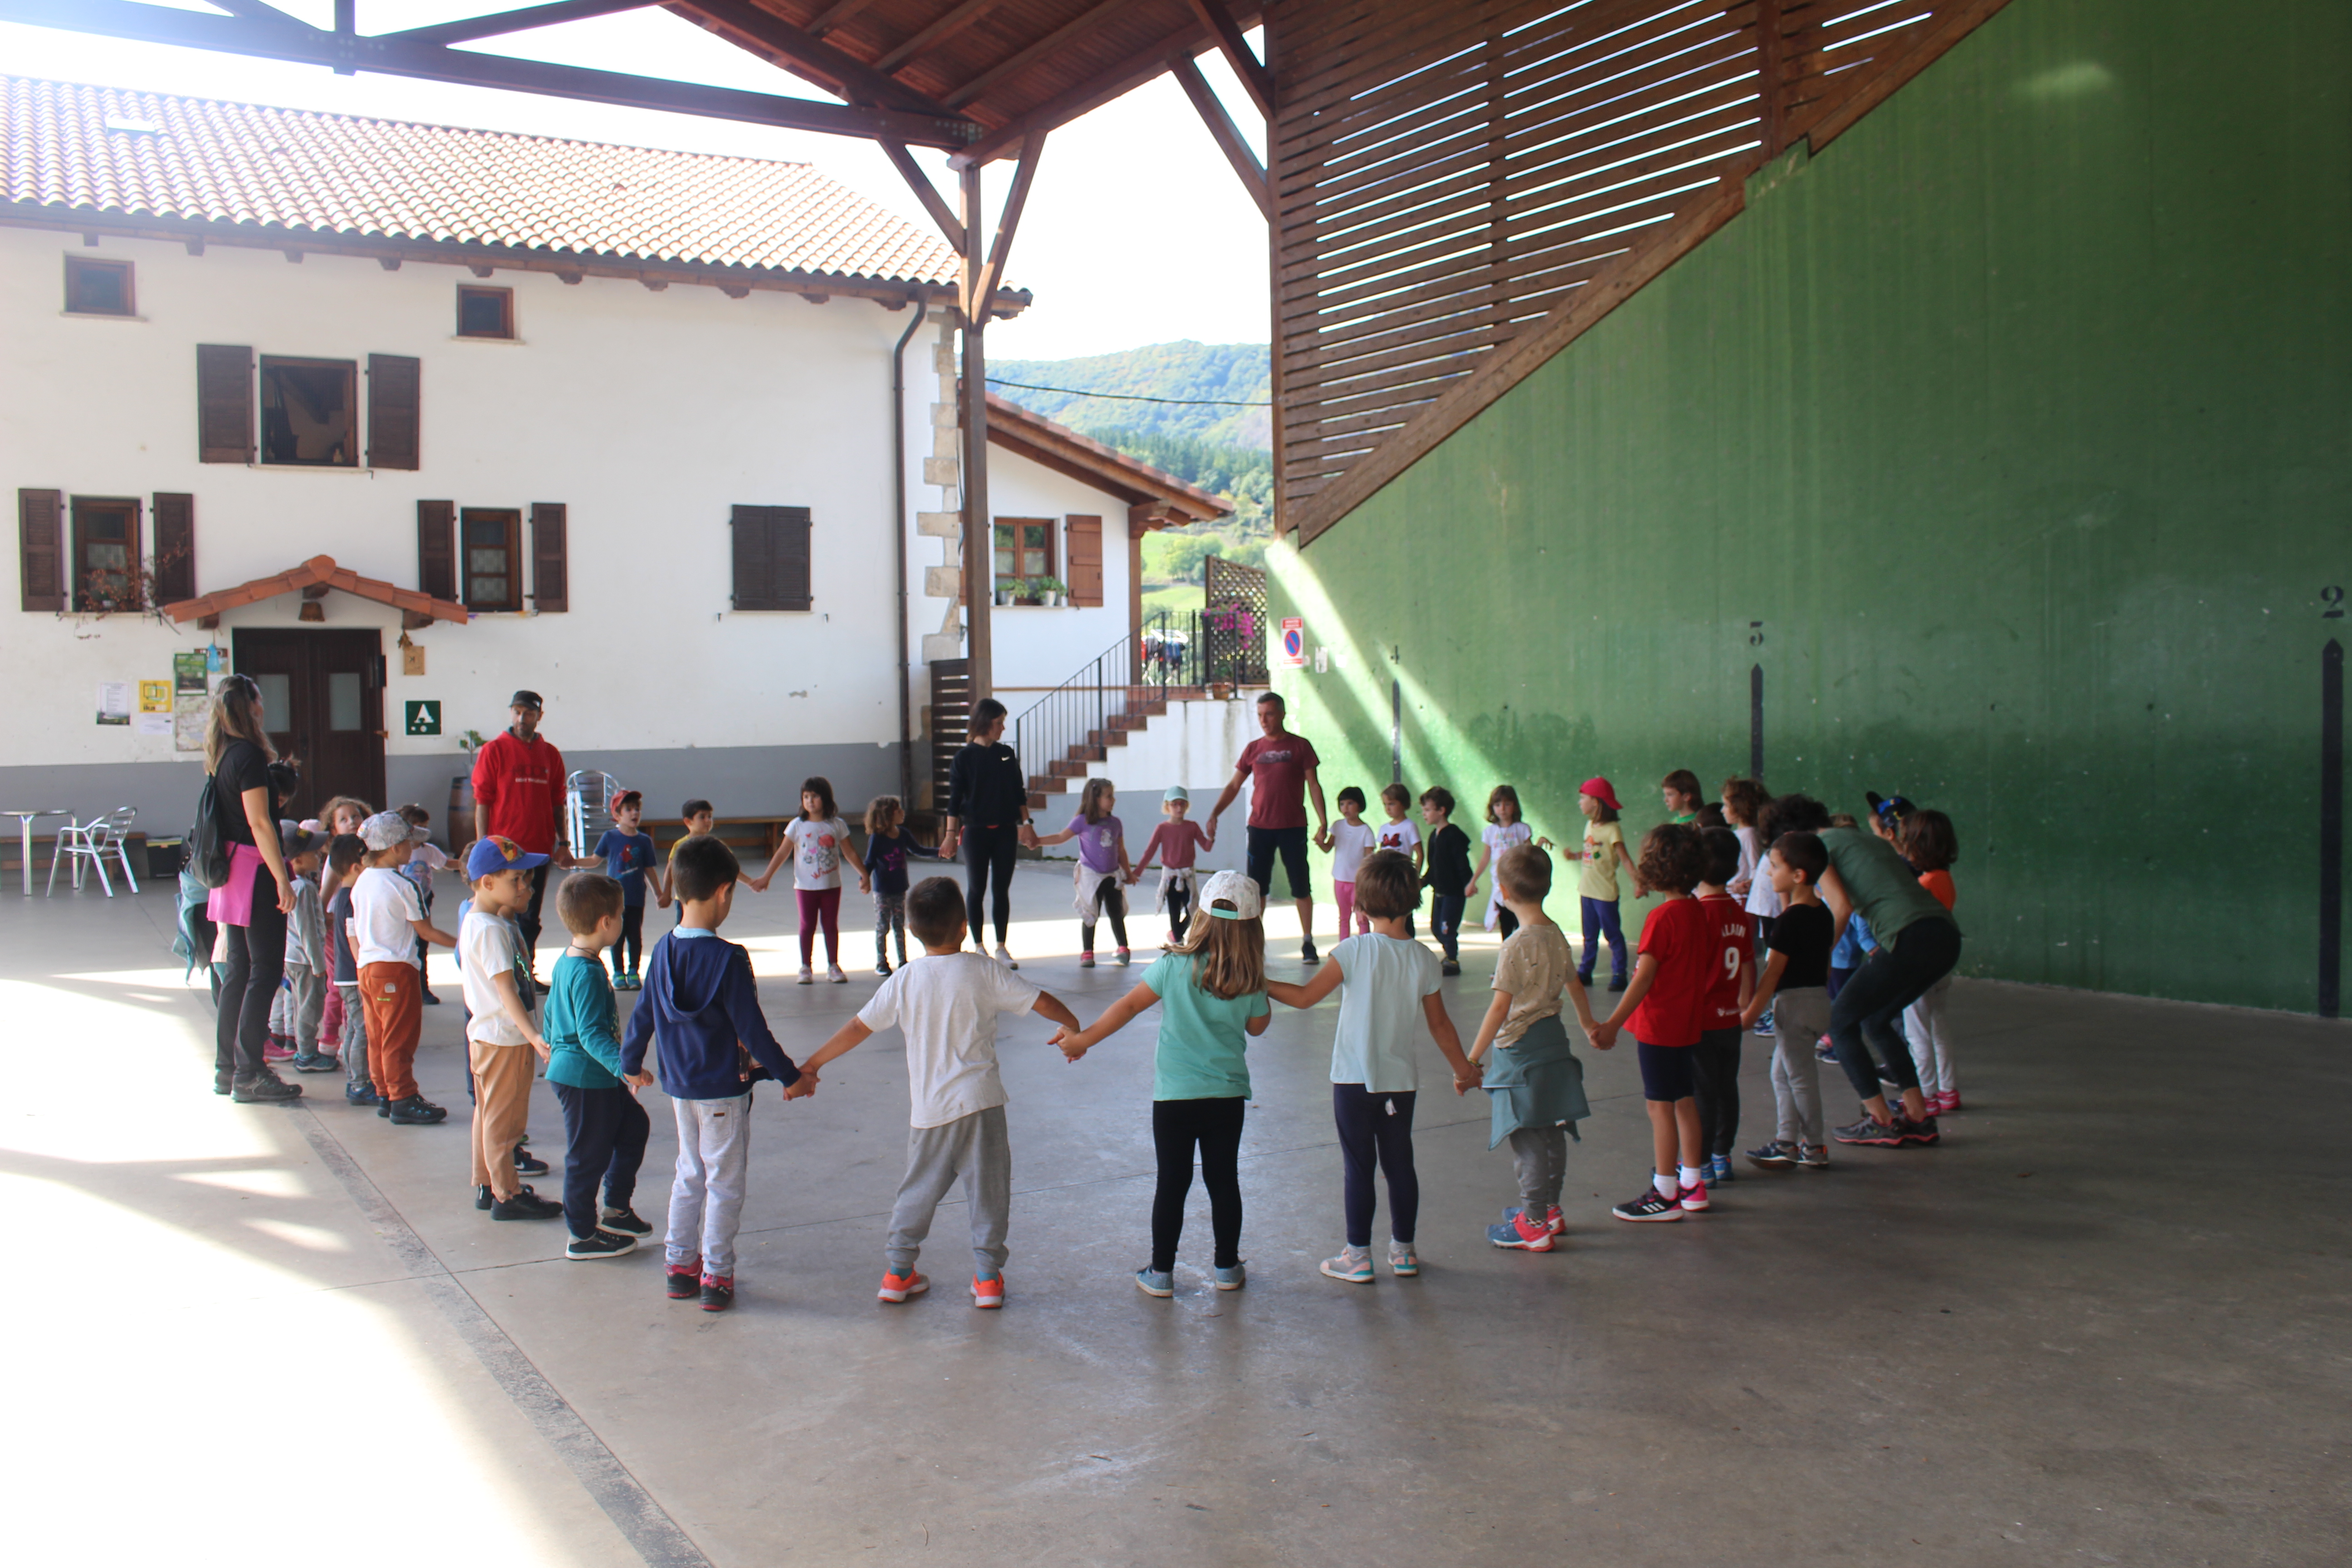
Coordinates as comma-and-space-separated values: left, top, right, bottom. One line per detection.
995, 583, 1015, 607
1030, 575, 1068, 607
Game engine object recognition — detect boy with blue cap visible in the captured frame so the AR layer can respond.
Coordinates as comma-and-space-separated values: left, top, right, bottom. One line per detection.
461, 835, 561, 1220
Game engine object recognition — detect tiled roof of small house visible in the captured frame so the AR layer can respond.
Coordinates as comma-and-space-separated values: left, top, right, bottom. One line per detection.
0, 74, 970, 289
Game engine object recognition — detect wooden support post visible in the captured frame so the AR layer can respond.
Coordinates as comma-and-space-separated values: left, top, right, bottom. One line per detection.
1170, 55, 1268, 220
972, 130, 1045, 316
1182, 0, 1273, 119
959, 162, 993, 703
1756, 0, 1787, 157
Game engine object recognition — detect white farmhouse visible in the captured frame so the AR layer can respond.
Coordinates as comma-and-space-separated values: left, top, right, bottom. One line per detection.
0, 75, 1225, 848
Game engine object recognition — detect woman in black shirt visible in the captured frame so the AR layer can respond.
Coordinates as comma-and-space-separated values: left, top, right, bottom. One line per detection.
205, 674, 301, 1102
940, 698, 1038, 965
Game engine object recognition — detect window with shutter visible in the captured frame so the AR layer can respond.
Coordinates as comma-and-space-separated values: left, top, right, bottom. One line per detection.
152, 493, 195, 606
260, 356, 358, 466
18, 489, 64, 612
1066, 515, 1104, 607
417, 500, 456, 602
70, 496, 142, 612
461, 509, 523, 612
730, 505, 812, 611
992, 519, 1054, 590
530, 503, 568, 612
366, 354, 421, 470
196, 344, 253, 464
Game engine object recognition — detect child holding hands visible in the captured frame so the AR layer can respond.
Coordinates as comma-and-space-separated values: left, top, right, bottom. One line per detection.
1053, 870, 1271, 1298
1590, 825, 1717, 1222
1034, 778, 1134, 967
460, 836, 561, 1222
1317, 785, 1378, 938
1465, 845, 1595, 1251
1134, 786, 1210, 946
543, 872, 655, 1258
1265, 850, 1477, 1283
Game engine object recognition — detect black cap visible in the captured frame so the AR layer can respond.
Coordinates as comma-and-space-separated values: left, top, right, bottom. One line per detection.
509, 690, 544, 711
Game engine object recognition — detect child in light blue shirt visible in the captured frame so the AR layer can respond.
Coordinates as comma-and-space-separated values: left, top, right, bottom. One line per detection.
1269, 848, 1476, 1283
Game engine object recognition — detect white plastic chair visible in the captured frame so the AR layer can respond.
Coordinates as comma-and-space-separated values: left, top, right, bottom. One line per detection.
47, 806, 140, 897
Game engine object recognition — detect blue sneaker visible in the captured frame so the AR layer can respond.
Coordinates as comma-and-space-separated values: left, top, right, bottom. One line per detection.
1319, 1248, 1373, 1283
1752, 1008, 1777, 1038
344, 1083, 381, 1106
1134, 1268, 1174, 1298
1488, 1210, 1553, 1251
1710, 1153, 1735, 1184
1211, 1263, 1246, 1291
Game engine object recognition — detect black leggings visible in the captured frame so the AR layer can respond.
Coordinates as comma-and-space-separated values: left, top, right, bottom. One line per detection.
1166, 881, 1193, 943
1081, 877, 1129, 952
1151, 1097, 1245, 1271
608, 904, 645, 975
214, 858, 286, 1080
962, 823, 1020, 944
1828, 917, 1961, 1101
1333, 1084, 1419, 1247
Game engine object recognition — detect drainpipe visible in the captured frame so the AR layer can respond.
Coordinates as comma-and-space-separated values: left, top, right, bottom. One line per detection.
891, 295, 926, 813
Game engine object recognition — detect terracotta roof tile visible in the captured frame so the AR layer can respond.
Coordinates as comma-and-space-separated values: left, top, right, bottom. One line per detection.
2, 74, 964, 287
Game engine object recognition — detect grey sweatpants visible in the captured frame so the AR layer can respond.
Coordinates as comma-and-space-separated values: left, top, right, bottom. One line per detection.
1769, 986, 1830, 1146
887, 1105, 1011, 1279
277, 962, 325, 1054
667, 1093, 752, 1277
337, 982, 371, 1091
1507, 1125, 1567, 1216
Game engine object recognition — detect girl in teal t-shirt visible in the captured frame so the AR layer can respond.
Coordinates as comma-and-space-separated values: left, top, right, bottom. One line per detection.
1054, 870, 1271, 1298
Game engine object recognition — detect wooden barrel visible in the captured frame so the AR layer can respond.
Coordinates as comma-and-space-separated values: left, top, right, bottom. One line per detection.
446, 773, 475, 850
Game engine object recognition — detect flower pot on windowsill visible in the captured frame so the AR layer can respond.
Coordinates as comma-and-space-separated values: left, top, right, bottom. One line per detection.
995, 589, 1014, 607
1209, 680, 1235, 701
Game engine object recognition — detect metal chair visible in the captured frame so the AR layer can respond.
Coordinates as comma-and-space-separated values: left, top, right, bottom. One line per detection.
47, 806, 140, 897
565, 771, 623, 862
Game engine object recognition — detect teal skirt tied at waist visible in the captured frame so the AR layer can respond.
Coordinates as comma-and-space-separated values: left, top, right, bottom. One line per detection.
1482, 1013, 1590, 1150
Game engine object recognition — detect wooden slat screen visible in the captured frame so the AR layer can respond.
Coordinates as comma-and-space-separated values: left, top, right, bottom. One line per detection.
1267, 0, 1964, 531
730, 505, 813, 612
929, 657, 972, 811
530, 502, 568, 612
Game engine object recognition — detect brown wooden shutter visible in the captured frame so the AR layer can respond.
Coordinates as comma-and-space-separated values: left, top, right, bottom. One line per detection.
417, 500, 456, 602
366, 353, 421, 470
196, 344, 253, 463
151, 492, 196, 605
529, 502, 568, 612
774, 505, 812, 611
17, 489, 64, 612
1066, 514, 1104, 607
730, 504, 775, 610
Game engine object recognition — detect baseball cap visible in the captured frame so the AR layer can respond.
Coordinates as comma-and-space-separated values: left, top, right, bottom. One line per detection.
358, 811, 425, 852
1163, 785, 1190, 803
1866, 791, 1914, 822
466, 834, 551, 879
509, 689, 544, 711
1579, 776, 1622, 812
279, 823, 321, 857
1198, 869, 1264, 921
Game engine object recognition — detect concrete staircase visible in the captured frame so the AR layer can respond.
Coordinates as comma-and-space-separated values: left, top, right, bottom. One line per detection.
1025, 684, 1206, 811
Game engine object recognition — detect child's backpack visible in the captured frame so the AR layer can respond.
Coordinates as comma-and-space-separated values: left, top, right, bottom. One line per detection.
186, 775, 232, 889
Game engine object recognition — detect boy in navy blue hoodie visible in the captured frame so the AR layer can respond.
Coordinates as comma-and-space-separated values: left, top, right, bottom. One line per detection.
621, 834, 809, 1312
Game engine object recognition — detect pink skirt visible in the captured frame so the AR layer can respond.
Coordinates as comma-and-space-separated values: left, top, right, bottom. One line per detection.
206, 843, 264, 926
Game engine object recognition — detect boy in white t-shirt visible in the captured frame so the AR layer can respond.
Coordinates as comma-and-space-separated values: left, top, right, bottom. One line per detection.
798, 877, 1080, 1308
1315, 785, 1379, 938
460, 836, 561, 1221
351, 813, 456, 1125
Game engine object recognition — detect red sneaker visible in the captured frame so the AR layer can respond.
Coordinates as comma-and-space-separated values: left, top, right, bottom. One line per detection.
877, 1269, 929, 1303
665, 1263, 701, 1300
971, 1274, 1004, 1308
1678, 1180, 1710, 1212
698, 1273, 733, 1312
1545, 1205, 1565, 1235
263, 1037, 296, 1063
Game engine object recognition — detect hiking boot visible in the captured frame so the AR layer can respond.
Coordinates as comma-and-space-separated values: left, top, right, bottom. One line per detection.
213, 1069, 234, 1097
387, 1094, 447, 1125
344, 1083, 381, 1106
230, 1070, 302, 1103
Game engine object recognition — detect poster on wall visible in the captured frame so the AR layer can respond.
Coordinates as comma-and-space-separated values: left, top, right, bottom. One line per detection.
133, 713, 172, 737
139, 680, 172, 714
172, 651, 207, 694
96, 682, 131, 726
176, 695, 211, 752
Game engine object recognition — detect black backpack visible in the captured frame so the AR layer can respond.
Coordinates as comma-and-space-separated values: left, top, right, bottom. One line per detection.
187, 774, 232, 888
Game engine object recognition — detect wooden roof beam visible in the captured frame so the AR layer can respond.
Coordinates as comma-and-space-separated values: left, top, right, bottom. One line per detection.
875, 0, 1011, 73
807, 0, 883, 39
969, 129, 1044, 321
668, 0, 961, 119
0, 0, 982, 148
879, 139, 966, 254
382, 0, 654, 49
941, 0, 1138, 112
1169, 54, 1267, 220
949, 21, 1215, 168
1182, 0, 1271, 120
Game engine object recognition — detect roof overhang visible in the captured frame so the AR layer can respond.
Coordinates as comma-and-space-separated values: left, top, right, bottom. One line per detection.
984, 393, 1229, 526
164, 555, 470, 629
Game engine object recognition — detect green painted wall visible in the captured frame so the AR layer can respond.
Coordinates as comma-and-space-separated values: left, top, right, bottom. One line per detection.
1268, 0, 2351, 1013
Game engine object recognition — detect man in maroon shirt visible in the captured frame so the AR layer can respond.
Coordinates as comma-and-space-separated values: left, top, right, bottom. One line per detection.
1207, 691, 1328, 964
470, 689, 573, 976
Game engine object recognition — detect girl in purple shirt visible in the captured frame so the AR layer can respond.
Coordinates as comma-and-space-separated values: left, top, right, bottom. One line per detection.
1036, 779, 1135, 969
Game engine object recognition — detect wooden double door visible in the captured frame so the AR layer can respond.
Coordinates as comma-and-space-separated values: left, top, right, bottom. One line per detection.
234, 629, 386, 822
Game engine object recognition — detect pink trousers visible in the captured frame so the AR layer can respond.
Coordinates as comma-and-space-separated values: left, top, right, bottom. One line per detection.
796, 886, 842, 966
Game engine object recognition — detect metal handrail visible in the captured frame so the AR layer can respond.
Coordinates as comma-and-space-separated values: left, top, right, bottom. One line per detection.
1010, 612, 1231, 793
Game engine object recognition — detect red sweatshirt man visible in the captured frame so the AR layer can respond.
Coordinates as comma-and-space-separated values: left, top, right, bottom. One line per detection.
470, 689, 567, 961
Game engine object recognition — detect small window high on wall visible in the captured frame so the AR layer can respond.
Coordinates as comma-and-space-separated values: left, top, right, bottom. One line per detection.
64, 255, 134, 317
994, 519, 1054, 589
260, 356, 358, 466
461, 508, 522, 612
456, 285, 514, 340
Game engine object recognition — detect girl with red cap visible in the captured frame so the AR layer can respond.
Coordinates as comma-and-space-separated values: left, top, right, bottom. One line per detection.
1572, 778, 1635, 991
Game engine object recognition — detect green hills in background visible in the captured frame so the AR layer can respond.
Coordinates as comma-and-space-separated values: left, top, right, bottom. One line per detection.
987, 341, 1274, 618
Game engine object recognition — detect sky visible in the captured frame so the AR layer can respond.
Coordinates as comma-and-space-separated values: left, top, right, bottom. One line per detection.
0, 1, 1271, 361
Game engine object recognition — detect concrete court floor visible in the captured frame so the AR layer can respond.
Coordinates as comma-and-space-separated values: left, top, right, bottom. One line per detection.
3, 864, 2345, 1568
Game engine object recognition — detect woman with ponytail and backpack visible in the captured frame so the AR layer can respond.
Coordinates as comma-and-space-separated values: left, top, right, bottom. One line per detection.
201, 674, 303, 1103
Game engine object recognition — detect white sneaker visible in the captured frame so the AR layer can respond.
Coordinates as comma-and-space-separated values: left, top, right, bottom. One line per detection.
796, 966, 814, 985
995, 944, 1018, 970
827, 964, 847, 984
